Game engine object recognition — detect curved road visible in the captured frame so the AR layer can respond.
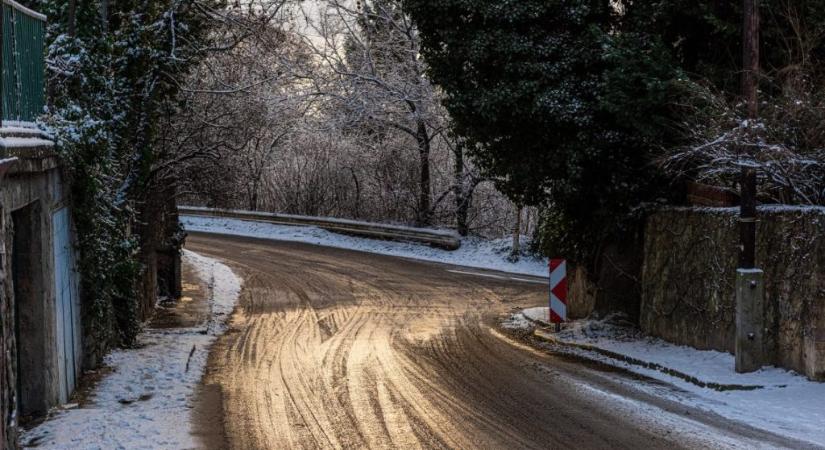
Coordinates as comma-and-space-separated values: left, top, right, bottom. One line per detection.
187, 232, 803, 450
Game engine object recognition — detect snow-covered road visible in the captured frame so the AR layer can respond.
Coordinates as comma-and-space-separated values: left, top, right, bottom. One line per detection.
180, 214, 549, 277
23, 221, 820, 449
183, 232, 800, 450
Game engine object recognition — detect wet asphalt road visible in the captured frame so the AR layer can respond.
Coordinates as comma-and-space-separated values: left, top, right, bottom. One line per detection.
187, 232, 806, 450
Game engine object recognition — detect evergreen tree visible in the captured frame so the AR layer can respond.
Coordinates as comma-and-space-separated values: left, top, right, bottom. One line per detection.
406, 0, 679, 263
407, 0, 825, 263
28, 0, 225, 360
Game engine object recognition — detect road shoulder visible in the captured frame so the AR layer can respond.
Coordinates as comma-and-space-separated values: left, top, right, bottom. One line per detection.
502, 308, 825, 448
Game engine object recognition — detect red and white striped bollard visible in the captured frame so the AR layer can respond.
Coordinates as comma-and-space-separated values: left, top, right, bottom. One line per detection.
549, 259, 567, 330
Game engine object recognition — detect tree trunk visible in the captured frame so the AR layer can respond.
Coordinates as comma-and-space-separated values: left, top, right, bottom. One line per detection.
416, 119, 432, 227
454, 143, 470, 236
68, 0, 77, 37
456, 196, 470, 236
349, 167, 361, 219
100, 0, 110, 32
510, 204, 523, 261
249, 186, 259, 211
742, 0, 760, 120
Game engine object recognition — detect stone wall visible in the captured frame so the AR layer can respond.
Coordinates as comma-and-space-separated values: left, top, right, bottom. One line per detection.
566, 235, 645, 322
641, 207, 825, 380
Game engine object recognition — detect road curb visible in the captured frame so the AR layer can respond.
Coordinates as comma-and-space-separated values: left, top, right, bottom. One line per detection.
520, 314, 768, 392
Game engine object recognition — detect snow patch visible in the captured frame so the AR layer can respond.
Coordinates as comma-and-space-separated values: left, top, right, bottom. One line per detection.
522, 306, 550, 324
180, 206, 459, 238
500, 313, 532, 330
21, 250, 242, 450
181, 215, 549, 277
0, 136, 54, 148
1, 120, 40, 129
664, 204, 825, 215
523, 312, 825, 447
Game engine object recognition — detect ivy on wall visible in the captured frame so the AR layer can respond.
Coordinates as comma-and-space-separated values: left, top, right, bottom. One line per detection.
27, 0, 225, 362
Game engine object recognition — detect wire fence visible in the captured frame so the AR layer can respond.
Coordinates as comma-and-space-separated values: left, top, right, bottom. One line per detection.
2, 0, 45, 124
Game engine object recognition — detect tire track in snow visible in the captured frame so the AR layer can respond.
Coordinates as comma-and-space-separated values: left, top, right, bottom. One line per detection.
189, 233, 803, 450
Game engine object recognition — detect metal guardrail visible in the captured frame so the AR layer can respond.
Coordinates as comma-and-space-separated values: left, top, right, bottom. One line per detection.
179, 206, 462, 250
2, 0, 46, 124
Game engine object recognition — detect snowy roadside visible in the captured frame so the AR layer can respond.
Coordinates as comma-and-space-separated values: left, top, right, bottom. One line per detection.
506, 308, 825, 447
181, 215, 549, 277
21, 251, 242, 450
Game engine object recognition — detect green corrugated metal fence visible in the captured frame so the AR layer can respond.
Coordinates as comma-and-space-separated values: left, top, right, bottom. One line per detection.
2, 0, 45, 124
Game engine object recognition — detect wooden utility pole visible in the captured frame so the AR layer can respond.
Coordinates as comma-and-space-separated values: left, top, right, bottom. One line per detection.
101, 0, 110, 33
742, 0, 760, 120
1, 8, 3, 123
736, 0, 764, 374
739, 0, 759, 270
68, 0, 77, 37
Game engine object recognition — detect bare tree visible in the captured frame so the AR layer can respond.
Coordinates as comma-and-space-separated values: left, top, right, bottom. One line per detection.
298, 0, 442, 225
156, 3, 306, 206
165, 0, 530, 241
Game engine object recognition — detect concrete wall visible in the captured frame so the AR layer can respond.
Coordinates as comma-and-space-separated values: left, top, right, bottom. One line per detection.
0, 132, 75, 448
640, 207, 825, 380
0, 131, 184, 448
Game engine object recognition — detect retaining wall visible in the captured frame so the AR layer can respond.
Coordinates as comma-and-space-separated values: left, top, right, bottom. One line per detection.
640, 206, 825, 380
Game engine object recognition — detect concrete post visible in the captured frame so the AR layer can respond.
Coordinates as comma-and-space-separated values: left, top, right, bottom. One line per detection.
736, 268, 764, 373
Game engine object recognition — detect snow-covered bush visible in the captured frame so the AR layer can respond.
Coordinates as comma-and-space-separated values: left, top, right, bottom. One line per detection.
36, 0, 231, 359
659, 1, 825, 206
662, 78, 825, 205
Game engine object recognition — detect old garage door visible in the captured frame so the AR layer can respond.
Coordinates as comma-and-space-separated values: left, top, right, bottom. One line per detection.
52, 207, 81, 404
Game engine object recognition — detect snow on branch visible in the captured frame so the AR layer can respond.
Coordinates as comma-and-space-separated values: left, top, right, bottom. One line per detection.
661, 80, 825, 205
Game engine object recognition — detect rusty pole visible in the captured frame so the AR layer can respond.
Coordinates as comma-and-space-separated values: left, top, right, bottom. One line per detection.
739, 0, 759, 269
